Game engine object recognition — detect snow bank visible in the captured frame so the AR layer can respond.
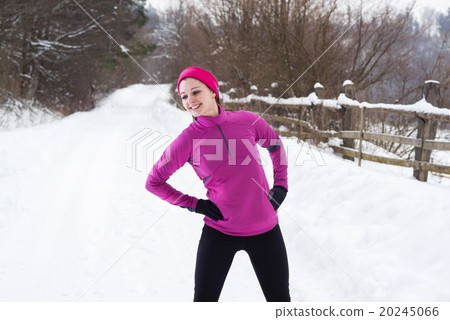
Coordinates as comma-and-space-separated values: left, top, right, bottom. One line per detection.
0, 98, 61, 131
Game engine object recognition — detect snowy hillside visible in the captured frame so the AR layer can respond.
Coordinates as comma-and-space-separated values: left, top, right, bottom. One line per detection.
0, 84, 449, 301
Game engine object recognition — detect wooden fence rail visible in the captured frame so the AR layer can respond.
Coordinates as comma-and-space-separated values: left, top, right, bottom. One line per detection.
225, 80, 450, 182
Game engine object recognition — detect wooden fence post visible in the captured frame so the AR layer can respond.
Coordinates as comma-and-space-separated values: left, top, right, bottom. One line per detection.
358, 107, 365, 166
297, 105, 304, 141
413, 80, 441, 182
309, 83, 322, 145
314, 83, 327, 144
341, 80, 356, 160
314, 82, 324, 99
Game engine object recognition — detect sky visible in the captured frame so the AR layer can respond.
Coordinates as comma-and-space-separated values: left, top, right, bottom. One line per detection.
146, 0, 449, 15
410, 0, 449, 13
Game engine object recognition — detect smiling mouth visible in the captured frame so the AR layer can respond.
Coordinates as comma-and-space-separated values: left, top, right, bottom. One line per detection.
191, 104, 201, 110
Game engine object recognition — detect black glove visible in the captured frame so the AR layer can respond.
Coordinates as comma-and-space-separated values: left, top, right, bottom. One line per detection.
195, 199, 224, 221
268, 185, 287, 211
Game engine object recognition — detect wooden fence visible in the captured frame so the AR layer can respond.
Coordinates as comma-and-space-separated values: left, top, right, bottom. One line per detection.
225, 80, 450, 182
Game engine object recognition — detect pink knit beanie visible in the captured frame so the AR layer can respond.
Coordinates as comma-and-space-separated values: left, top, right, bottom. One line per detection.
177, 66, 219, 100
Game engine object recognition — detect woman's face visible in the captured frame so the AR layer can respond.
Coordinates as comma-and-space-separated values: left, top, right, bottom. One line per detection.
179, 77, 218, 117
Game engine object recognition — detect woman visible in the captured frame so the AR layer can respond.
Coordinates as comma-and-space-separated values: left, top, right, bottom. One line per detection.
145, 66, 290, 302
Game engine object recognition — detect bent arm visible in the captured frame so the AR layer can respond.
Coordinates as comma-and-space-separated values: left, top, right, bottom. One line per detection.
145, 134, 199, 211
252, 114, 288, 191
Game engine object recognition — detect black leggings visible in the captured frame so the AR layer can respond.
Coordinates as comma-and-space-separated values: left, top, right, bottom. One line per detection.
194, 223, 290, 302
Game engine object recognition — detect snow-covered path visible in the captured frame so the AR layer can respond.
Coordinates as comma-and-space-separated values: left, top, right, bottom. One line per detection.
0, 84, 449, 301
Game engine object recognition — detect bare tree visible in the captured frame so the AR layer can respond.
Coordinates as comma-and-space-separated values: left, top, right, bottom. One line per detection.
153, 0, 423, 102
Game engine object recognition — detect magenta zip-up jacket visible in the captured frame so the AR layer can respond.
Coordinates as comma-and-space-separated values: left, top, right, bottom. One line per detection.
145, 104, 288, 236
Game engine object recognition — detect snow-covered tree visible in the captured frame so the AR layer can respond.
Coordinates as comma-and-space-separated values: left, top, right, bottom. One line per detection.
0, 0, 156, 113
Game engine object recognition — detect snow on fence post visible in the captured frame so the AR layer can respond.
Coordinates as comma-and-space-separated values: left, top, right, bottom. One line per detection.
341, 80, 356, 160
413, 80, 441, 182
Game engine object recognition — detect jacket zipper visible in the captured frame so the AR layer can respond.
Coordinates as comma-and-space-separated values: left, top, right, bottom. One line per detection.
216, 124, 231, 157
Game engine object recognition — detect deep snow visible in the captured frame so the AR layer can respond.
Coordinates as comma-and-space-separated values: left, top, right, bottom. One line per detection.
0, 84, 449, 301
